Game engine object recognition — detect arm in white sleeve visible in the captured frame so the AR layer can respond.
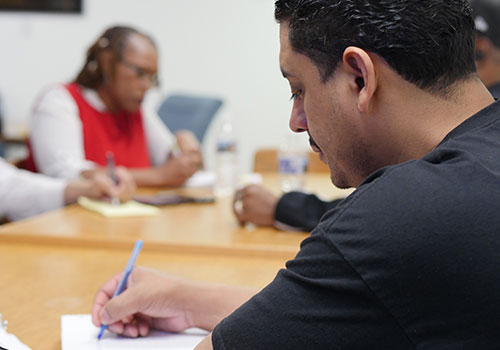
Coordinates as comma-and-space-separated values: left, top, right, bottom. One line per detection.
29, 84, 95, 179
0, 159, 66, 221
142, 106, 175, 166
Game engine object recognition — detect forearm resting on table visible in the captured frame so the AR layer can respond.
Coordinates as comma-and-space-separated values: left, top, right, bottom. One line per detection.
185, 282, 258, 331
128, 157, 198, 187
191, 284, 258, 350
193, 283, 258, 350
127, 167, 181, 187
195, 334, 213, 350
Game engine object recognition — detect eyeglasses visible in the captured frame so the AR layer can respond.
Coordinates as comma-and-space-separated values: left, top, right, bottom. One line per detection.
119, 60, 160, 87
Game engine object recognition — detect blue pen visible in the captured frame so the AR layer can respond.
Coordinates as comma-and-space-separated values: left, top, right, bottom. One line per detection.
97, 240, 144, 340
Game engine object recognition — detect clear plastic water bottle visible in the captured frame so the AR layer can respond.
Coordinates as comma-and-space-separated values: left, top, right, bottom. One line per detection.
278, 134, 308, 192
215, 119, 238, 197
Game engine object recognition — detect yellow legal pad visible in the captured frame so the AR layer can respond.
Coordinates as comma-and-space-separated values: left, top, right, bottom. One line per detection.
77, 197, 160, 217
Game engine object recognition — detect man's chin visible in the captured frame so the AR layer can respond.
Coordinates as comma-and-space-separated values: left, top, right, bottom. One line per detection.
330, 171, 353, 190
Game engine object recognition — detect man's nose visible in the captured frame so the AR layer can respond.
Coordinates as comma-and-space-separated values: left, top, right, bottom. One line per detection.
289, 99, 307, 133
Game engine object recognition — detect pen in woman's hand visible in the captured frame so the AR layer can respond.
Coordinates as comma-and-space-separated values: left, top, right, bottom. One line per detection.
106, 151, 120, 205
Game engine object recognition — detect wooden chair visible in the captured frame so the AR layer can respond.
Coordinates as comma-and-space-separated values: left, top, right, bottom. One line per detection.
253, 149, 279, 173
253, 148, 329, 173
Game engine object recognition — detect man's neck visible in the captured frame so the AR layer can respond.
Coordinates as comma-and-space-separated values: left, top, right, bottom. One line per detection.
383, 77, 495, 163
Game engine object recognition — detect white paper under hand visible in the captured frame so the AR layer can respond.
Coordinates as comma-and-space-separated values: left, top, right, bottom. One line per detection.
61, 314, 208, 350
0, 326, 31, 350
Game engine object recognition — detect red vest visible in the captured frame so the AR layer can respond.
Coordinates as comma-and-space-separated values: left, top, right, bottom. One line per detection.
25, 83, 151, 172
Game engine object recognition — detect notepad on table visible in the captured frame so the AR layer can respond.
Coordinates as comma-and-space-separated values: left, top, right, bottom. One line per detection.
77, 197, 160, 217
61, 314, 208, 350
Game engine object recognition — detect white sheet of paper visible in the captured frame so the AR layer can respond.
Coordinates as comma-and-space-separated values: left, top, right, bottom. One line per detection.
61, 314, 208, 350
0, 327, 31, 350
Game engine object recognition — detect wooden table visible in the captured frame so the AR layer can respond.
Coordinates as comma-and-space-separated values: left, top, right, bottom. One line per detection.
0, 242, 288, 349
0, 174, 350, 259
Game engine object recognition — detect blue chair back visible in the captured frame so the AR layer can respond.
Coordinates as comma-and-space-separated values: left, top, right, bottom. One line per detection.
157, 94, 223, 143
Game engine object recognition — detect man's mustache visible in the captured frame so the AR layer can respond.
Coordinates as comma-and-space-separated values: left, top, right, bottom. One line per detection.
308, 133, 320, 150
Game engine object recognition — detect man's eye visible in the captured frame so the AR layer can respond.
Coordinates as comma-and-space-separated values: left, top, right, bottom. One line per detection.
290, 90, 302, 101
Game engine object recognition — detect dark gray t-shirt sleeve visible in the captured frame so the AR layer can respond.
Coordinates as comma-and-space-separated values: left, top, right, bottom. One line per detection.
211, 228, 412, 350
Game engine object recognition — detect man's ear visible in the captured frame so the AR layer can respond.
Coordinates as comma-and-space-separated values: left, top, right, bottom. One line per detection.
342, 47, 376, 114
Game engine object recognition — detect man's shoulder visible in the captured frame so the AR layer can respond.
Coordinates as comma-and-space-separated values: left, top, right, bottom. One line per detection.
317, 147, 500, 254
309, 154, 500, 343
320, 158, 450, 225
313, 101, 500, 268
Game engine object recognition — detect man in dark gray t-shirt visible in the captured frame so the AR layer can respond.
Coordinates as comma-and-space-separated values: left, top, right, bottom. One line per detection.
91, 1, 500, 349
231, 0, 500, 233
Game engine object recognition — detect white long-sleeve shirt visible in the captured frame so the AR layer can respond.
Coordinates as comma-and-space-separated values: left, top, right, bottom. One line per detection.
0, 158, 66, 221
29, 84, 174, 179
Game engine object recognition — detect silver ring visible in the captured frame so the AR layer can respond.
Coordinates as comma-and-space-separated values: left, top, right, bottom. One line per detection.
234, 199, 244, 215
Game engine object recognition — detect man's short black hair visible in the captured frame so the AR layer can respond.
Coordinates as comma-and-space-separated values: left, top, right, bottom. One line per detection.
275, 0, 477, 96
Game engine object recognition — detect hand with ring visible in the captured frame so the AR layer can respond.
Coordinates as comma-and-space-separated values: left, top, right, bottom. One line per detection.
232, 184, 279, 226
